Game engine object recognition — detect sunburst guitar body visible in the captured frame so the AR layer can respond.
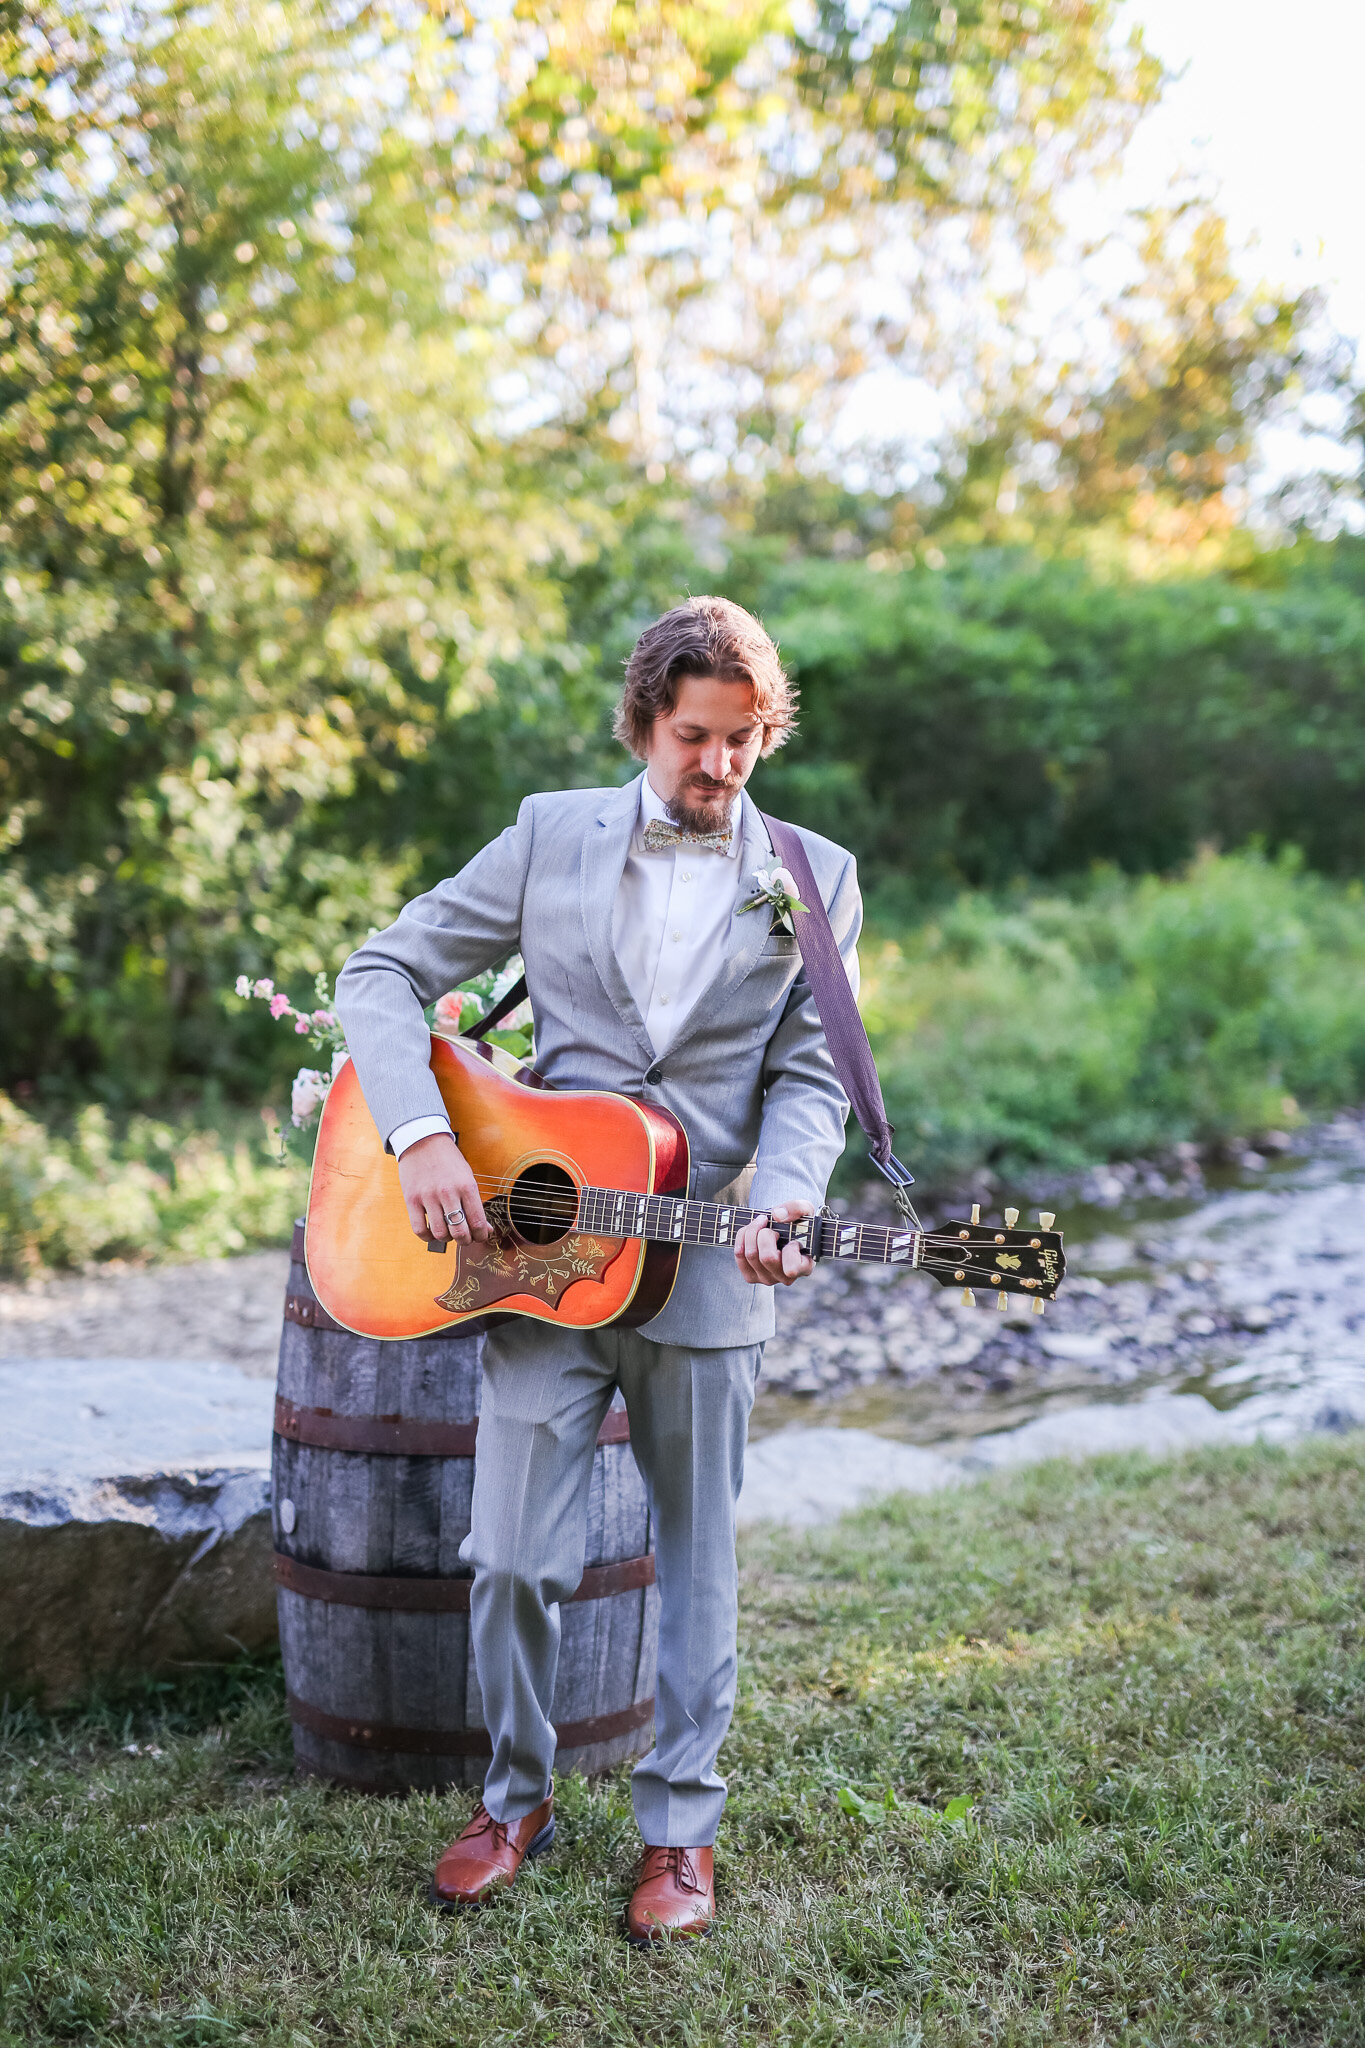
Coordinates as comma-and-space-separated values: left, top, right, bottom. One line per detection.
305, 1035, 689, 1339
306, 1033, 1067, 1341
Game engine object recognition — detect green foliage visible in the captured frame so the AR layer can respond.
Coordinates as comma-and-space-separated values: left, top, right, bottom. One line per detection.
0, 0, 625, 1107
860, 851, 1365, 1185
752, 545, 1365, 892
0, 1093, 301, 1276
2, 1436, 1362, 2042
925, 205, 1339, 560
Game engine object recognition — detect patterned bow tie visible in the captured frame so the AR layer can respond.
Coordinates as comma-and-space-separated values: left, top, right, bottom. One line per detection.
641, 817, 733, 856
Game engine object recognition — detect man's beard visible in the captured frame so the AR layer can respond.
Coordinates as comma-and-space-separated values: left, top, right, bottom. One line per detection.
666, 777, 739, 836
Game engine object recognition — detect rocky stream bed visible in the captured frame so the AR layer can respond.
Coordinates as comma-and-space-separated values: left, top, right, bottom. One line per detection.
752, 1111, 1365, 1449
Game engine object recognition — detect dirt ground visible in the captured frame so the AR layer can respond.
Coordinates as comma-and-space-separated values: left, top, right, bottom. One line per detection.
0, 1249, 290, 1378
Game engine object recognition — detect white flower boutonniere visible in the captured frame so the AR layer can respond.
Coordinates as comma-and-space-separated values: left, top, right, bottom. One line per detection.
739, 862, 809, 936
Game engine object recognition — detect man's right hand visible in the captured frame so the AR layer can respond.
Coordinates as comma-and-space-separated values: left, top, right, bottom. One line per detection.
396, 1132, 490, 1246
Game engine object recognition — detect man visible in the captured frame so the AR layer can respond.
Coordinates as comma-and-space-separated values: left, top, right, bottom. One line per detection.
335, 595, 860, 1943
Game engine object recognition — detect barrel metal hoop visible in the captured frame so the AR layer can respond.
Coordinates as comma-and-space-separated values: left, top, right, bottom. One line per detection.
287, 1691, 654, 1759
273, 1550, 655, 1610
274, 1397, 631, 1455
283, 1293, 348, 1335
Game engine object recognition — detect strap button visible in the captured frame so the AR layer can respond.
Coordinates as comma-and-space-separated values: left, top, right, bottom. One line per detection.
645, 1064, 663, 1085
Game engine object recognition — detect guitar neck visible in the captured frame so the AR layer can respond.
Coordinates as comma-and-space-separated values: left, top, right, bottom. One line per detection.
575, 1187, 918, 1268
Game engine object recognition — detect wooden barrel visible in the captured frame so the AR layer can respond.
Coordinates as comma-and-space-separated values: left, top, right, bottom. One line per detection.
273, 1222, 658, 1793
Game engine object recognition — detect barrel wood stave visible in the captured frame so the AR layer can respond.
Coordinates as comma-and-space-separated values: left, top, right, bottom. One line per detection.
274, 1226, 658, 1793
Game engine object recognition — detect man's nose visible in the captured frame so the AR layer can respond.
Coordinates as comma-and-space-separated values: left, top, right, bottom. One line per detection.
699, 740, 730, 781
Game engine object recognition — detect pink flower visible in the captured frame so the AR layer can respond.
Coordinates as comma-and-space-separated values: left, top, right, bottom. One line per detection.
234, 975, 251, 999
312, 1009, 335, 1028
291, 1067, 329, 1126
294, 1017, 310, 1034
253, 978, 274, 1000
433, 991, 465, 1032
269, 991, 291, 1020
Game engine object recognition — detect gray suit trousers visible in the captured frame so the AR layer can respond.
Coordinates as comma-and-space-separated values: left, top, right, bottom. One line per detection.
460, 1320, 760, 1846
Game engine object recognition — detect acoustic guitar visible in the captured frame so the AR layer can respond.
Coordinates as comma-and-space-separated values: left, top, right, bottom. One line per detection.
305, 1033, 1066, 1340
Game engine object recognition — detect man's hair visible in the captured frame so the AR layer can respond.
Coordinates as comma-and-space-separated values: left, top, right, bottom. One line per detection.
614, 596, 797, 759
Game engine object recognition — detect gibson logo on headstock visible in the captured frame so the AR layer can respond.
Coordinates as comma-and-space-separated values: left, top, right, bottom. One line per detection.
919, 1215, 1067, 1300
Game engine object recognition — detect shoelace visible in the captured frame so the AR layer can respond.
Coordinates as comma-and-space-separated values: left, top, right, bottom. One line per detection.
640, 1845, 703, 1893
461, 1801, 510, 1851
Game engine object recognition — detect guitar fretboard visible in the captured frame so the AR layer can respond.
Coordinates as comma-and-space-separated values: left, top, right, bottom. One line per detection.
573, 1187, 920, 1267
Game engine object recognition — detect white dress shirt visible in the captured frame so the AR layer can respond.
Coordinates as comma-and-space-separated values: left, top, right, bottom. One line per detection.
389, 774, 748, 1156
611, 772, 744, 1057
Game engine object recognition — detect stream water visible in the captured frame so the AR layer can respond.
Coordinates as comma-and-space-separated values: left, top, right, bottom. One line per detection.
750, 1112, 1365, 1463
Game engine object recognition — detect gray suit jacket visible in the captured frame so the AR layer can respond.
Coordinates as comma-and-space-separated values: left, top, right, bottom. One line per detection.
334, 773, 861, 1347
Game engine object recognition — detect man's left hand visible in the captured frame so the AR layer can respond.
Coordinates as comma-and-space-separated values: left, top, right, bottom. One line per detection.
735, 1200, 815, 1288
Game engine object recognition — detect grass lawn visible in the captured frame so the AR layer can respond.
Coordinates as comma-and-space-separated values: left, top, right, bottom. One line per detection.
4, 1437, 1364, 2045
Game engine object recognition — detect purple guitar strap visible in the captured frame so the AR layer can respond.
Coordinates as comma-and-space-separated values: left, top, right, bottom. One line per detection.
760, 812, 919, 1222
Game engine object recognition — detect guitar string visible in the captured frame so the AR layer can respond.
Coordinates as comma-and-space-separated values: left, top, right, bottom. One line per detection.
436, 1180, 1045, 1252
439, 1168, 1052, 1243
426, 1178, 1044, 1248
418, 1190, 1050, 1278
444, 1168, 1052, 1239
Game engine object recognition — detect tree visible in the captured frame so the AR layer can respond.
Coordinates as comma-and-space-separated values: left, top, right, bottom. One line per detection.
923, 203, 1342, 562
1, 0, 617, 1098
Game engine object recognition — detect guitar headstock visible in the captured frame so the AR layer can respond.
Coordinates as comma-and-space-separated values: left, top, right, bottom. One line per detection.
919, 1206, 1065, 1311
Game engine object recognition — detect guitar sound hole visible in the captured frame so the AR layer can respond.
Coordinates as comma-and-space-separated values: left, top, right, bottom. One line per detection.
508, 1162, 578, 1246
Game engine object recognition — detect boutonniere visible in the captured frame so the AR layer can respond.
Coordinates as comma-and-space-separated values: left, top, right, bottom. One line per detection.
738, 862, 809, 936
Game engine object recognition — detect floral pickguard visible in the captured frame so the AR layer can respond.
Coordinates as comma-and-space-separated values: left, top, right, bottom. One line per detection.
434, 1226, 618, 1316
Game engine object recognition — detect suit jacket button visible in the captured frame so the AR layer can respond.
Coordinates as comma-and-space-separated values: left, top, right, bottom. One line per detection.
645, 1064, 663, 1085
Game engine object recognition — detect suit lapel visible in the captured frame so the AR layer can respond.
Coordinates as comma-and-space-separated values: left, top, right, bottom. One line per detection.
580, 774, 656, 1061
663, 793, 775, 1060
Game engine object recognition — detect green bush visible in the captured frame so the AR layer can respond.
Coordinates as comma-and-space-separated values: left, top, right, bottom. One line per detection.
0, 1096, 304, 1277
750, 544, 1365, 897
9, 530, 1365, 1107
860, 850, 1365, 1185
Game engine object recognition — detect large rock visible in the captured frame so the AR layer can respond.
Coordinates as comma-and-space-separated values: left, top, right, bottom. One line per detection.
0, 1355, 276, 1704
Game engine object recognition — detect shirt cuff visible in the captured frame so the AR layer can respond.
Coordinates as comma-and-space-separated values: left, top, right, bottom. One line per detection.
388, 1113, 454, 1159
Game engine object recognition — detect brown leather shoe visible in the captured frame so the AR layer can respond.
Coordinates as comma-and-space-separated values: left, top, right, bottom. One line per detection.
624, 1844, 715, 1945
431, 1796, 555, 1908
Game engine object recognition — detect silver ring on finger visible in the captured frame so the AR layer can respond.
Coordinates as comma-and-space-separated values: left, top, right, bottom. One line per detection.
444, 1208, 464, 1225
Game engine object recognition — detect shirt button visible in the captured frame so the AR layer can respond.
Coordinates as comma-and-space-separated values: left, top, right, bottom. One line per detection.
680, 870, 692, 882
658, 994, 670, 1005
671, 930, 682, 942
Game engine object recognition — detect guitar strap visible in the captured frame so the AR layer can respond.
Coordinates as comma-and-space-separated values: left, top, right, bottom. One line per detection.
759, 812, 917, 1212
463, 974, 529, 1041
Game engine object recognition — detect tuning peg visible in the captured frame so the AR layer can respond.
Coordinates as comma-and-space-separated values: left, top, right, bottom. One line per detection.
1004, 1206, 1019, 1228
997, 1292, 1008, 1311
970, 1204, 981, 1225
1032, 1297, 1045, 1315
961, 1287, 976, 1308
1039, 1211, 1056, 1230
